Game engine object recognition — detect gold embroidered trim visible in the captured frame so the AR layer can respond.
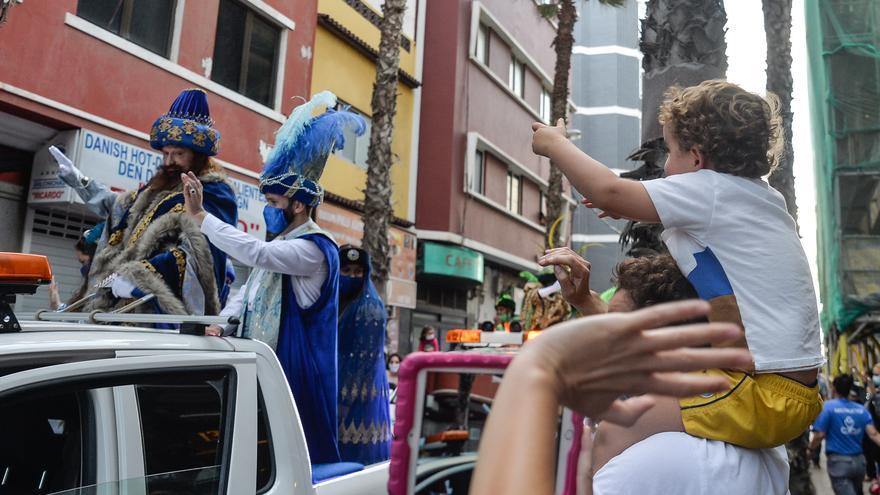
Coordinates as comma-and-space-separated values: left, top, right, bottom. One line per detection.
108, 230, 124, 246
182, 120, 197, 135
141, 260, 157, 273
127, 194, 183, 248
338, 421, 392, 446
167, 126, 183, 142
170, 248, 186, 291
158, 117, 173, 132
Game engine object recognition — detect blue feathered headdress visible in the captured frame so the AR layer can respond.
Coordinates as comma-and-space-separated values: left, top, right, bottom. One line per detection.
260, 91, 367, 208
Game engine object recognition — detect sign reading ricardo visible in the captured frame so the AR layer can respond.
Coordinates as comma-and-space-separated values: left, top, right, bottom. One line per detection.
28, 129, 266, 236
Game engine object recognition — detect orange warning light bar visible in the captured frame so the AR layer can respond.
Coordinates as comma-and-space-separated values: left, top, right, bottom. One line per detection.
445, 329, 482, 343
0, 253, 52, 285
425, 430, 469, 444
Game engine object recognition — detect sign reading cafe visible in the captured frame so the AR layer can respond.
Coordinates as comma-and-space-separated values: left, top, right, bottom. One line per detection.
28, 129, 267, 236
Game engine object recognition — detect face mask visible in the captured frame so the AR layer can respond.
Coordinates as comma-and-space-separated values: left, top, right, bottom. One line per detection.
389, 363, 400, 373
339, 275, 363, 299
498, 313, 511, 323
263, 206, 289, 240
872, 376, 880, 387
80, 263, 91, 278
424, 333, 435, 341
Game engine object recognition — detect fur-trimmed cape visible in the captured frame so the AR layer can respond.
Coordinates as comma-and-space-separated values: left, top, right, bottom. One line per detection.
87, 170, 238, 316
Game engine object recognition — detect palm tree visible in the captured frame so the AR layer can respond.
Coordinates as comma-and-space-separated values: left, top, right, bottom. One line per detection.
763, 3, 811, 491
0, 0, 22, 24
764, 0, 797, 223
361, 0, 407, 295
619, 0, 727, 256
540, 0, 624, 250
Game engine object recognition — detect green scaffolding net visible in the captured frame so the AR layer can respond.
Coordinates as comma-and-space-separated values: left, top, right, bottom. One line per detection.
807, 0, 880, 333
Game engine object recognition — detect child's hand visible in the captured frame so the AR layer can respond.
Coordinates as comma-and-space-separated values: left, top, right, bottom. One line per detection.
532, 118, 568, 157
581, 198, 622, 220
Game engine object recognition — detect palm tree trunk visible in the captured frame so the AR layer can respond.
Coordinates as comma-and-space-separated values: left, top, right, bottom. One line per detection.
0, 0, 19, 24
764, 0, 798, 224
545, 0, 577, 251
362, 0, 407, 295
763, 2, 811, 493
620, 0, 728, 257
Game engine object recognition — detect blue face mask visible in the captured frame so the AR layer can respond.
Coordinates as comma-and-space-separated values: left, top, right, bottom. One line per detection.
873, 376, 880, 387
263, 206, 289, 240
80, 263, 91, 278
339, 275, 363, 299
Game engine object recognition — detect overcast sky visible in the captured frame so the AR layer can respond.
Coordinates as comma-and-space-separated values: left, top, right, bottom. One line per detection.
724, 0, 820, 296
635, 0, 820, 295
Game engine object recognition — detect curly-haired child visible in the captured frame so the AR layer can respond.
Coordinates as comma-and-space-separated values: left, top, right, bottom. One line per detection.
531, 80, 823, 473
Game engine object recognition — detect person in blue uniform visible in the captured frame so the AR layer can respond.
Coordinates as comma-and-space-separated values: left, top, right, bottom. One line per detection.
336, 244, 391, 465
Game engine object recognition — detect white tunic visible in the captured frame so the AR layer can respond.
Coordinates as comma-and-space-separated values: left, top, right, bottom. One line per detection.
200, 215, 328, 320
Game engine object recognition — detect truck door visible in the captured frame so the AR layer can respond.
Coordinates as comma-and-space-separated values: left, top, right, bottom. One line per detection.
0, 352, 258, 495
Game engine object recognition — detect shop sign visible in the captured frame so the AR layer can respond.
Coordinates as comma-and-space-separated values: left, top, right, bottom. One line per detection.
27, 129, 266, 236
418, 242, 484, 284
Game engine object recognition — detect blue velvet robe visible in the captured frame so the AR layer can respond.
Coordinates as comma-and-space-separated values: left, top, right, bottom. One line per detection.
275, 233, 342, 464
337, 255, 391, 465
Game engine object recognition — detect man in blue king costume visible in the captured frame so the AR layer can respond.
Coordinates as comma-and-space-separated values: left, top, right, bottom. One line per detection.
50, 88, 238, 315
183, 91, 366, 465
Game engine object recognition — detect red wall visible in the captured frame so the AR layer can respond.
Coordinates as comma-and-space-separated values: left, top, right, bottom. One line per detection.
415, 0, 468, 232
417, 0, 556, 263
0, 0, 317, 174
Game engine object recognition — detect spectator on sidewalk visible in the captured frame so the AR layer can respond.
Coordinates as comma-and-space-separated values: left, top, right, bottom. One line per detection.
387, 353, 401, 392
48, 232, 99, 310
865, 365, 880, 480
418, 326, 439, 352
810, 374, 880, 495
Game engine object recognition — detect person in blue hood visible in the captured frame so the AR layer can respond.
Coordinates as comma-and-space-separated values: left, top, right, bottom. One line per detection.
336, 244, 391, 465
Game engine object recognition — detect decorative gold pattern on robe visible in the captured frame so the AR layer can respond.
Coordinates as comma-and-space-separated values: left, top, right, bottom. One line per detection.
127, 193, 184, 248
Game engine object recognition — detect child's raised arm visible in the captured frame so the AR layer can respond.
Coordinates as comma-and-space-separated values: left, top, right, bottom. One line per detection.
532, 119, 659, 223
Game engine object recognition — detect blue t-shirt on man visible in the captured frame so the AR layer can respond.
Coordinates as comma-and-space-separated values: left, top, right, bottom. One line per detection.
813, 398, 874, 455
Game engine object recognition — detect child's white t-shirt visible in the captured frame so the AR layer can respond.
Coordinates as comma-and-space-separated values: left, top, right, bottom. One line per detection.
593, 432, 789, 495
641, 169, 823, 372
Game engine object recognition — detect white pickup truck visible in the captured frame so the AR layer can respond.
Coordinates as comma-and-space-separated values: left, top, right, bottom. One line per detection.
0, 255, 389, 495
0, 322, 391, 495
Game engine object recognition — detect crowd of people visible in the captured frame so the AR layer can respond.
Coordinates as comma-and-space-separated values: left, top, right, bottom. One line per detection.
40, 78, 858, 493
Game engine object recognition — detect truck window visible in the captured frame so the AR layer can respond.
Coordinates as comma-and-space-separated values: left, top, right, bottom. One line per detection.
136, 369, 233, 494
256, 388, 274, 493
0, 389, 90, 494
0, 368, 234, 495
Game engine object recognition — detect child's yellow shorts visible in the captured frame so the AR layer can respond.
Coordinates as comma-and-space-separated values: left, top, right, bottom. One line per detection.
680, 368, 823, 449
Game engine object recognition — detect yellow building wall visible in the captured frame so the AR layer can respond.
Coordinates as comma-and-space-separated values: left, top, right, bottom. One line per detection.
317, 0, 417, 76
311, 1, 417, 221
